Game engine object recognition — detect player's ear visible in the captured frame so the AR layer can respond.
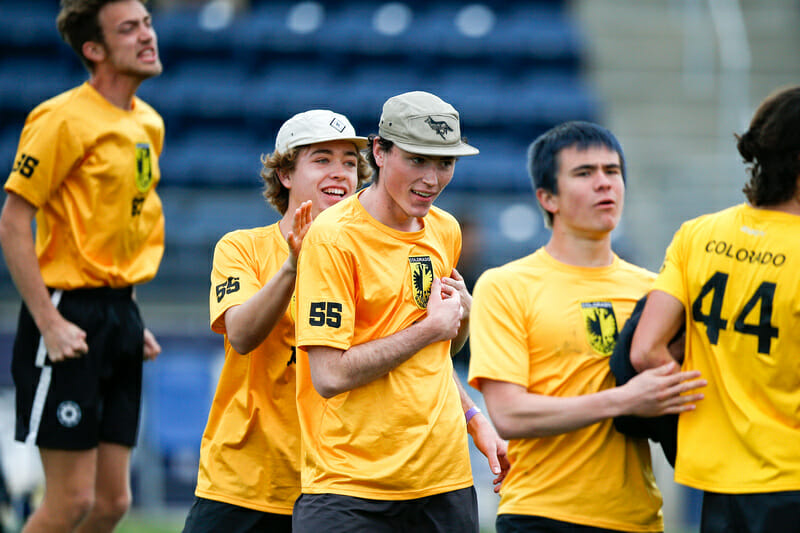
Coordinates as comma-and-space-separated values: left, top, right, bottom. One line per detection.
372, 137, 386, 167
536, 188, 558, 217
82, 41, 105, 63
277, 169, 292, 189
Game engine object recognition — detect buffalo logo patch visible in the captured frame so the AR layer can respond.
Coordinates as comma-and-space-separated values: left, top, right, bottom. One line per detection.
409, 256, 434, 309
581, 301, 619, 356
135, 143, 153, 193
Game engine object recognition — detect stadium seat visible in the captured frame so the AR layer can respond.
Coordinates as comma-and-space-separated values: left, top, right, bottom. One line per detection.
0, 58, 86, 114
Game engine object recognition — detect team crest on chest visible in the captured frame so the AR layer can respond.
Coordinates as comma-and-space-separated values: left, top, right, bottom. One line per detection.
580, 301, 619, 356
409, 256, 434, 309
135, 143, 153, 193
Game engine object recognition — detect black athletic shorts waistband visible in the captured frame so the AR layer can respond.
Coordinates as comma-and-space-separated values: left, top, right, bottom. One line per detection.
48, 286, 133, 299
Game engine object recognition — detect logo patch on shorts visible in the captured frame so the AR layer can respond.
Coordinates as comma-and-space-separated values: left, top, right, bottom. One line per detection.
409, 256, 434, 309
580, 301, 619, 356
57, 401, 81, 428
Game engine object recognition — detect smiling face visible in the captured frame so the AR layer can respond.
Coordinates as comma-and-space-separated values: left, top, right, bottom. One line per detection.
281, 140, 361, 217
93, 0, 162, 79
370, 143, 456, 231
538, 144, 625, 238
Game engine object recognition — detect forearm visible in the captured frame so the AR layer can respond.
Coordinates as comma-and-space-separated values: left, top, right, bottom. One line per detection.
630, 290, 686, 372
484, 382, 629, 440
308, 319, 443, 398
0, 211, 58, 329
631, 344, 678, 373
453, 370, 475, 411
450, 315, 469, 355
225, 259, 296, 354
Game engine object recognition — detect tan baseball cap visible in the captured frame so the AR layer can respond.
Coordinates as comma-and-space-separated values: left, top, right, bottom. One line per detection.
378, 91, 479, 157
275, 109, 368, 154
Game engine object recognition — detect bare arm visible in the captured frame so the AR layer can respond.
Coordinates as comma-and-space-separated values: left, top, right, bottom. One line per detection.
443, 268, 470, 355
480, 363, 706, 440
0, 193, 87, 361
307, 278, 461, 398
630, 290, 686, 372
225, 201, 313, 354
453, 370, 509, 492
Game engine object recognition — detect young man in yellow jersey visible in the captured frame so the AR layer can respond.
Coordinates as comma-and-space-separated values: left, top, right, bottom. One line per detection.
181, 109, 372, 533
293, 91, 508, 532
0, 1, 164, 531
631, 86, 800, 532
468, 121, 707, 533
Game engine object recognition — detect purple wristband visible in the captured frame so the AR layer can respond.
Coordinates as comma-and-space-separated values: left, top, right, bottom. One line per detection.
465, 406, 481, 424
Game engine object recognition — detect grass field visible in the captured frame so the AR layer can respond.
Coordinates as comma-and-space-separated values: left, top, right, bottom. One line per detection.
116, 510, 186, 533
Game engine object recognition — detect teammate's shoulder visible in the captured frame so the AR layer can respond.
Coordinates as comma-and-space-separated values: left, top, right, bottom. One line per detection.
216, 224, 278, 247
26, 84, 85, 122
615, 255, 657, 282
427, 204, 458, 225
132, 95, 164, 123
476, 250, 545, 286
311, 196, 360, 233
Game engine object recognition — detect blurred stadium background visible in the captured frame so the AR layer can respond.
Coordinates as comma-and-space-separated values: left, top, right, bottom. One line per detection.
0, 0, 797, 531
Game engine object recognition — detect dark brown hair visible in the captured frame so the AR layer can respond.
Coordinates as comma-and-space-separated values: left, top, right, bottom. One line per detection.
736, 86, 800, 206
56, 0, 149, 72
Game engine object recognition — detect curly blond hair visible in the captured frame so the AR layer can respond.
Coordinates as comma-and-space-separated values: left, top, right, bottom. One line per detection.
260, 146, 373, 215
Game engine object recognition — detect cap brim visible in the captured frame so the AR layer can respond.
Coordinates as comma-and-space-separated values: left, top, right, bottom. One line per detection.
390, 139, 479, 157
291, 135, 369, 151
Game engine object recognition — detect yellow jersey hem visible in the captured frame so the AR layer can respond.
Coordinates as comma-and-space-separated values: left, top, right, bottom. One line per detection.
674, 474, 800, 494
497, 509, 663, 532
194, 489, 295, 515
300, 479, 474, 501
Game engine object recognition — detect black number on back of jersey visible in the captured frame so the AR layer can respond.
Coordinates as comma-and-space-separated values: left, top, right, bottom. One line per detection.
215, 277, 240, 303
692, 271, 779, 354
12, 153, 39, 178
309, 301, 342, 328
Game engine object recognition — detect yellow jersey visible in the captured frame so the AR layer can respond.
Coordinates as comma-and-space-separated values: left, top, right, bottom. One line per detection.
197, 224, 300, 514
469, 248, 663, 532
4, 82, 164, 288
294, 192, 473, 500
654, 203, 800, 493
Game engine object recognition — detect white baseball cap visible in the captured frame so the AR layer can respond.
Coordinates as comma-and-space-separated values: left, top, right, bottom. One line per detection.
378, 91, 479, 157
274, 109, 368, 154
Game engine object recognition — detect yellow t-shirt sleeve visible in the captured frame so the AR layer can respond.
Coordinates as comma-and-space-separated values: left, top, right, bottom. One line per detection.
468, 268, 530, 390
6, 109, 83, 207
209, 232, 263, 334
652, 224, 689, 306
296, 238, 356, 351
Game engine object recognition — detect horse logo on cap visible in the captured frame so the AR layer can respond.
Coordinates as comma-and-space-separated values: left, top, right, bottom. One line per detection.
425, 116, 453, 140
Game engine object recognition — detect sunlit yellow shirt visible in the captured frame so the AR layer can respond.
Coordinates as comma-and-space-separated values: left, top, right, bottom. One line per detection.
4, 82, 164, 288
196, 224, 300, 514
469, 249, 662, 532
654, 204, 800, 493
295, 192, 472, 500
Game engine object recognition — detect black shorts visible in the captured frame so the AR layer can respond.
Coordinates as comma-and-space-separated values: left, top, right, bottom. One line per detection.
292, 486, 478, 533
12, 287, 144, 450
496, 514, 648, 532
182, 496, 292, 533
701, 490, 800, 533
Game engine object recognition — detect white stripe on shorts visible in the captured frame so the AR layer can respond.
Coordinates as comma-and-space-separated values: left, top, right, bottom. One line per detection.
26, 290, 63, 445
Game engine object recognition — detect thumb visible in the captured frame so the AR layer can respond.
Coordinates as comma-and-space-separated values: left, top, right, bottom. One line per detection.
429, 278, 442, 297
488, 449, 501, 475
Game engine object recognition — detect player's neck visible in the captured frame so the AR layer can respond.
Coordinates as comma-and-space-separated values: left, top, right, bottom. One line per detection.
89, 70, 141, 111
545, 230, 614, 268
358, 184, 423, 232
